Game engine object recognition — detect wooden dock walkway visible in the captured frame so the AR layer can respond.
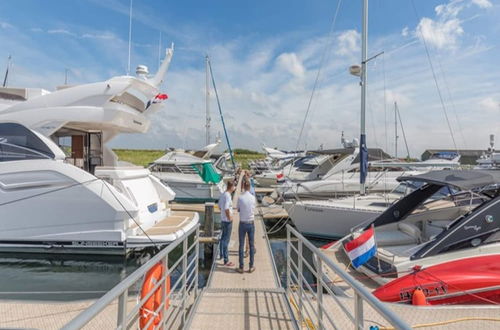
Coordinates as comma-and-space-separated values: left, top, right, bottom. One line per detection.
187, 175, 295, 329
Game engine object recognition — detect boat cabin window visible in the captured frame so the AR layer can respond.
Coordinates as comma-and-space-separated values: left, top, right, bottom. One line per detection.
0, 123, 55, 161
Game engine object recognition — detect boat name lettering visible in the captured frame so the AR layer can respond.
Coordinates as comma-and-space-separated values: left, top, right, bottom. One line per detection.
399, 282, 448, 301
464, 225, 481, 232
72, 241, 120, 247
304, 207, 324, 213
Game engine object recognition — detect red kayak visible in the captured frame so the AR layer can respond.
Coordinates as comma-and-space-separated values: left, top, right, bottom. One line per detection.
373, 255, 500, 305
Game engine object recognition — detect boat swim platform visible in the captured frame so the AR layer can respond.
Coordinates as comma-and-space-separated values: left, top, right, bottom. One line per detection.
186, 175, 296, 329
171, 202, 221, 214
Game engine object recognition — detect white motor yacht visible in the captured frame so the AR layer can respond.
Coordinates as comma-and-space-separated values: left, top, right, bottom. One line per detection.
0, 45, 199, 254
0, 123, 198, 254
321, 170, 500, 305
475, 134, 499, 170
149, 148, 225, 203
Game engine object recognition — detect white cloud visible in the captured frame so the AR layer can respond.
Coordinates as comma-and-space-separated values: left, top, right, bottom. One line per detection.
416, 17, 463, 50
479, 97, 500, 111
414, 0, 493, 50
276, 52, 305, 77
81, 32, 116, 40
471, 0, 492, 9
47, 29, 76, 37
0, 21, 13, 29
401, 26, 409, 37
30, 27, 43, 33
336, 30, 360, 56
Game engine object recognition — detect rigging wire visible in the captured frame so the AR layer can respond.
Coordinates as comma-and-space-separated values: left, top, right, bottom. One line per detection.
395, 102, 411, 158
436, 55, 468, 148
288, 0, 343, 176
410, 0, 459, 154
382, 53, 388, 156
207, 57, 236, 170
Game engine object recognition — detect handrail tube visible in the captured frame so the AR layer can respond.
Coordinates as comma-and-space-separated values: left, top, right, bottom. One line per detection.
287, 225, 410, 330
62, 224, 199, 330
318, 277, 355, 323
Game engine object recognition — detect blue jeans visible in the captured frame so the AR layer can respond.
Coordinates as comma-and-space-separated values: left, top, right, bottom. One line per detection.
219, 221, 232, 264
239, 222, 255, 269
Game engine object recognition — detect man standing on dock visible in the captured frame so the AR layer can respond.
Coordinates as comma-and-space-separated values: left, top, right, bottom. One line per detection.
219, 180, 235, 266
237, 180, 256, 273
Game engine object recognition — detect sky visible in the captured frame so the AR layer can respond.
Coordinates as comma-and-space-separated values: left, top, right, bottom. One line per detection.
0, 0, 499, 158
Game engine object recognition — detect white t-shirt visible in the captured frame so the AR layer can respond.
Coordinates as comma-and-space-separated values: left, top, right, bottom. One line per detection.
218, 191, 233, 222
238, 191, 256, 223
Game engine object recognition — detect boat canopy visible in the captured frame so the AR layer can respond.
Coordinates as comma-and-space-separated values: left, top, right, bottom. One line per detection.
191, 163, 222, 184
398, 170, 500, 191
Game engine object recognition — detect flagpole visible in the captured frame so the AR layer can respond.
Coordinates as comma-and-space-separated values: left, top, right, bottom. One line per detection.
372, 223, 382, 273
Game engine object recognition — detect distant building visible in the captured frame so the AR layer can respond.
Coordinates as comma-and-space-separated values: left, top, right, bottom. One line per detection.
421, 149, 484, 165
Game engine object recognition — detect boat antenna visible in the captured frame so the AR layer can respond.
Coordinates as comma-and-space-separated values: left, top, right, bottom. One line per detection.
127, 0, 133, 75
2, 55, 11, 87
207, 57, 236, 169
205, 55, 211, 145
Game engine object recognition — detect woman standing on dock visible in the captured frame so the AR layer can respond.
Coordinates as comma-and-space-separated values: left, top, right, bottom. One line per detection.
218, 180, 235, 266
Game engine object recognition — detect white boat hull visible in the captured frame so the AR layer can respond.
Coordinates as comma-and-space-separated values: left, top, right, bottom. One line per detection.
162, 179, 224, 202
284, 201, 383, 239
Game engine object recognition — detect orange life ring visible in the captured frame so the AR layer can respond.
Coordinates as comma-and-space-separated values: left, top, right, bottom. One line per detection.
140, 263, 171, 330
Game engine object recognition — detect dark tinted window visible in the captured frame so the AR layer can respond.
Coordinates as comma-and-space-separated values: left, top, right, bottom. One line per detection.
0, 123, 55, 161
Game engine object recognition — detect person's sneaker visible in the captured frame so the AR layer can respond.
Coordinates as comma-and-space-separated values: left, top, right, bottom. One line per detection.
236, 267, 244, 273
249, 266, 256, 273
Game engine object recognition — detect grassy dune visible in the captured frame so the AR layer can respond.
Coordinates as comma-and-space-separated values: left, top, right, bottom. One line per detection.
113, 148, 265, 169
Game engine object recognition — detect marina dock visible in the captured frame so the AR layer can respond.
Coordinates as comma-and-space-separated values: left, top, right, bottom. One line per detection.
187, 175, 295, 329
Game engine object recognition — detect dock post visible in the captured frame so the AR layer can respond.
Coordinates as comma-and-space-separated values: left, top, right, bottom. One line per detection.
203, 202, 216, 266
116, 290, 128, 329
204, 202, 215, 237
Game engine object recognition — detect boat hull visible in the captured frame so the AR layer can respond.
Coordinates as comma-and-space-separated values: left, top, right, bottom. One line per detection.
373, 255, 500, 305
283, 201, 382, 239
163, 180, 223, 203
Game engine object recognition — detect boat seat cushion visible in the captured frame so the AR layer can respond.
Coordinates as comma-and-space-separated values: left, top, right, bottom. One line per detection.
376, 223, 420, 247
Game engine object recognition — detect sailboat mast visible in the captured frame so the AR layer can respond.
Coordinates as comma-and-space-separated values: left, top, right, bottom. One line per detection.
205, 55, 211, 145
359, 0, 369, 195
395, 102, 398, 158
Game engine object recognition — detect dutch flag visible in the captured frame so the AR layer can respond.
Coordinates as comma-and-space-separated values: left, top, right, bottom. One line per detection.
344, 227, 377, 268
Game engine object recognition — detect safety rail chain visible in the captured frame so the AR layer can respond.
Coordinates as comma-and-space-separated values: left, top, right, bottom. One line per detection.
286, 225, 411, 330
62, 224, 200, 330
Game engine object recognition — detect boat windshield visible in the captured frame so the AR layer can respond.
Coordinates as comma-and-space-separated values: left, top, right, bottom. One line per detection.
0, 123, 54, 161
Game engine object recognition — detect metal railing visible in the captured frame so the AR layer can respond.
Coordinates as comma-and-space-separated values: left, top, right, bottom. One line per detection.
286, 225, 410, 330
63, 224, 200, 330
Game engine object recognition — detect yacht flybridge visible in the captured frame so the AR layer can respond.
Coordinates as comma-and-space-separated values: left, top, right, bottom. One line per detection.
322, 170, 500, 305
0, 45, 199, 255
